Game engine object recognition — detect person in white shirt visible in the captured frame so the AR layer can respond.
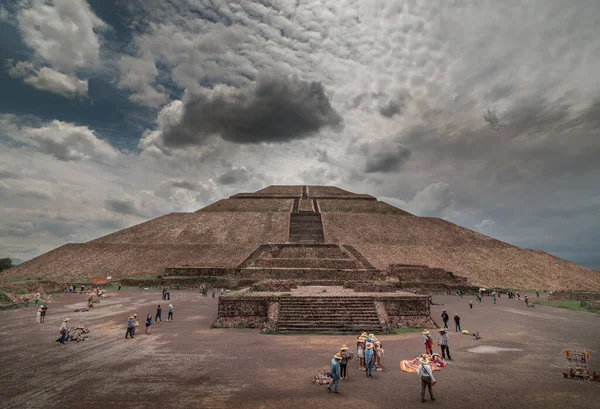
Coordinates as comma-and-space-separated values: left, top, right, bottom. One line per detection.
417, 359, 436, 402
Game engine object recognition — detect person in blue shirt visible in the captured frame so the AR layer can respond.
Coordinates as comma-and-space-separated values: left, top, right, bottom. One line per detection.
364, 342, 374, 377
327, 353, 342, 393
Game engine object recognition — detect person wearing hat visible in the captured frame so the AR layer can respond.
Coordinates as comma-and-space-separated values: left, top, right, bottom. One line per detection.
327, 353, 342, 393
126, 315, 136, 339
40, 304, 47, 323
357, 336, 366, 370
423, 330, 434, 355
340, 345, 353, 380
454, 313, 461, 332
437, 328, 452, 360
417, 357, 436, 402
167, 304, 174, 321
132, 314, 139, 336
441, 310, 449, 330
57, 317, 70, 345
364, 342, 374, 377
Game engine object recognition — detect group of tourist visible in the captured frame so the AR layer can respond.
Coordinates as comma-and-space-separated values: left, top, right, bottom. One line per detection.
125, 303, 174, 338
162, 288, 171, 300
327, 332, 384, 393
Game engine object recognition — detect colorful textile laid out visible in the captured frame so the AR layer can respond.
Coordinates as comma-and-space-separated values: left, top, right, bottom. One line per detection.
313, 368, 333, 385
400, 354, 445, 373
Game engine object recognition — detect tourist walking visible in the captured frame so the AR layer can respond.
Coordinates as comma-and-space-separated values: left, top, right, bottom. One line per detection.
327, 353, 342, 393
441, 310, 449, 330
364, 342, 374, 377
167, 304, 174, 321
155, 305, 162, 323
536, 290, 540, 298
118, 283, 122, 291
469, 300, 473, 310
34, 292, 40, 306
36, 306, 42, 323
493, 291, 497, 304
423, 330, 434, 355
125, 315, 135, 339
40, 305, 47, 322
145, 313, 152, 334
167, 289, 171, 300
417, 358, 436, 402
524, 295, 529, 307
340, 345, 353, 379
357, 334, 366, 370
220, 288, 224, 296
454, 313, 461, 332
57, 317, 70, 345
212, 291, 215, 298
437, 328, 452, 360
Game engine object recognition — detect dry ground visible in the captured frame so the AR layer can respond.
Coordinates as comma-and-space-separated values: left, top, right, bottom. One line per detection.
0, 291, 598, 409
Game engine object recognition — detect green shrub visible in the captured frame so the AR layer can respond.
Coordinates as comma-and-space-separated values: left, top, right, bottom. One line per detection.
280, 293, 292, 297
235, 321, 249, 329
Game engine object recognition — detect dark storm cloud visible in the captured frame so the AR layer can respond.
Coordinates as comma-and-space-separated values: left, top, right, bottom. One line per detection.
171, 180, 198, 190
105, 198, 144, 217
217, 168, 251, 185
364, 144, 411, 173
160, 74, 342, 147
379, 98, 406, 118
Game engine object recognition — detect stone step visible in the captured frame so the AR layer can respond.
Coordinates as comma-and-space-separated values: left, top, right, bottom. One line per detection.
264, 246, 350, 259
250, 258, 362, 269
277, 324, 381, 330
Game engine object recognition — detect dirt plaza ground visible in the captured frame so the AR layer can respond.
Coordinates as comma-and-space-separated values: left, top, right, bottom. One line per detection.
0, 290, 598, 409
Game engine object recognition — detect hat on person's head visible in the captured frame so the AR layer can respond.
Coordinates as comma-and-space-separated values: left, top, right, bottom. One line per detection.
334, 353, 343, 360
361, 332, 368, 337
368, 333, 374, 338
422, 329, 430, 335
439, 328, 446, 333
64, 317, 70, 321
358, 336, 366, 342
366, 342, 373, 349
169, 304, 173, 307
129, 315, 134, 319
133, 314, 137, 317
418, 357, 429, 364
340, 345, 349, 351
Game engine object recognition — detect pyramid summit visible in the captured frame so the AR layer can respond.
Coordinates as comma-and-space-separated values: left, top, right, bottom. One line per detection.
7, 185, 600, 290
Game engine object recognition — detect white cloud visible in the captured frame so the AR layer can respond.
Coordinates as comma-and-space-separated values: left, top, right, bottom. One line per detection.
0, 115, 118, 161
17, 0, 106, 72
117, 56, 168, 107
7, 61, 88, 98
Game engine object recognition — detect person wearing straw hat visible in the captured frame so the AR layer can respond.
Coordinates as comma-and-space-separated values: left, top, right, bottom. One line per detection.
125, 315, 136, 339
364, 342, 374, 377
423, 330, 434, 355
417, 357, 436, 402
57, 317, 70, 345
437, 328, 452, 360
327, 353, 342, 394
340, 345, 353, 380
357, 336, 366, 370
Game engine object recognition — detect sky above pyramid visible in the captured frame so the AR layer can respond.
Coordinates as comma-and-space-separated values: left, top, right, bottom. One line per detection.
0, 0, 599, 269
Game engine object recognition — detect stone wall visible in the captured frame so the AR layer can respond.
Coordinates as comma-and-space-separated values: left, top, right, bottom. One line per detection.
388, 265, 469, 285
549, 291, 600, 301
582, 300, 600, 309
267, 301, 280, 329
251, 280, 298, 291
349, 282, 398, 292
120, 276, 256, 289
164, 267, 235, 277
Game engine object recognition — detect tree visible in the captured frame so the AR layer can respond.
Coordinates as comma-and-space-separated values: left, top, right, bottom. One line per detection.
0, 258, 13, 271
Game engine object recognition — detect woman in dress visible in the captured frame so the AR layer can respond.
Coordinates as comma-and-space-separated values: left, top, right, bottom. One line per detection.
357, 335, 366, 370
423, 330, 434, 355
145, 313, 152, 335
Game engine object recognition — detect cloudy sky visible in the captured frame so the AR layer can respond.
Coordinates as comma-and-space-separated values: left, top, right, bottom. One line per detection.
0, 0, 599, 269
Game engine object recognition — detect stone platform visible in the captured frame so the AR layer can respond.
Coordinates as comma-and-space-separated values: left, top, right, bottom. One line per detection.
214, 286, 435, 332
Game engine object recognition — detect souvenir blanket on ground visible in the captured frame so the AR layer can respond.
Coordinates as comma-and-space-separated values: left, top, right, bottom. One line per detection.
400, 354, 444, 373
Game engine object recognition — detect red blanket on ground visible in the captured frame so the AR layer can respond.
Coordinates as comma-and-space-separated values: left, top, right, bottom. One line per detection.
400, 354, 444, 373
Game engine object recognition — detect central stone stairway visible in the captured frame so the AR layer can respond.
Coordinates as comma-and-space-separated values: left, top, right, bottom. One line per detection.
289, 212, 324, 243
277, 296, 383, 332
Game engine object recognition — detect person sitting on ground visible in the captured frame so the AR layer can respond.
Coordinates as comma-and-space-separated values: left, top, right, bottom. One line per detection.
327, 353, 342, 394
340, 345, 354, 379
417, 358, 436, 403
145, 313, 152, 335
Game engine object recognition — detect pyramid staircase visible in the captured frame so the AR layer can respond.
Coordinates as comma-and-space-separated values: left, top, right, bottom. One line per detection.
276, 296, 382, 332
